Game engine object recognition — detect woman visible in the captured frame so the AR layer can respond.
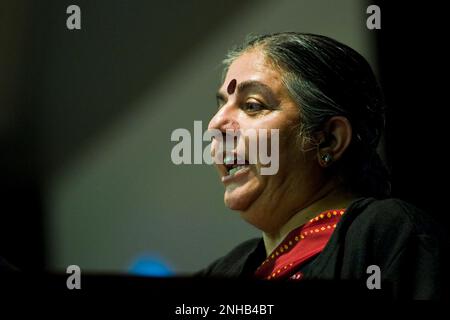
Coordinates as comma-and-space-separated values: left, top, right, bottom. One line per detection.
198, 32, 448, 299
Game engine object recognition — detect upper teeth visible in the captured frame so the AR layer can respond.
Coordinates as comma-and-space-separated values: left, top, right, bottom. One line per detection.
223, 156, 246, 165
222, 155, 249, 176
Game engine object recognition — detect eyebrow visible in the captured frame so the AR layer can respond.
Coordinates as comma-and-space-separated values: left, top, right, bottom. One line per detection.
215, 80, 280, 106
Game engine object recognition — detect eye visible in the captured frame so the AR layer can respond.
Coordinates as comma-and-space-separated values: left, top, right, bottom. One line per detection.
243, 101, 265, 113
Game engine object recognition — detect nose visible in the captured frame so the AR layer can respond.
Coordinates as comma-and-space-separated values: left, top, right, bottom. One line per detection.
207, 104, 240, 132
208, 103, 241, 162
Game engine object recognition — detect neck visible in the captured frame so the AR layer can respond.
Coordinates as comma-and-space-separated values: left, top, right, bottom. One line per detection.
262, 183, 356, 257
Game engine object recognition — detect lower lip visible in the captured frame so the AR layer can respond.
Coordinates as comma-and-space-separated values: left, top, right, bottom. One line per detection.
221, 166, 251, 184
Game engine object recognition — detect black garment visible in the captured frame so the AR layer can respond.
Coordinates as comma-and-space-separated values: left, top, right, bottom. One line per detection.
198, 198, 450, 299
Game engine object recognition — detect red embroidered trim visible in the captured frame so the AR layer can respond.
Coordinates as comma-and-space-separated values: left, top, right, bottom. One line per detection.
254, 209, 345, 280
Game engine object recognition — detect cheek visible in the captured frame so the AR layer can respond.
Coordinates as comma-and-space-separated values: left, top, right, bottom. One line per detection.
276, 129, 312, 176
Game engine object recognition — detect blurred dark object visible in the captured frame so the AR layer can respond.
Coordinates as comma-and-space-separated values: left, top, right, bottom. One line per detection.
376, 1, 449, 231
1, 0, 45, 271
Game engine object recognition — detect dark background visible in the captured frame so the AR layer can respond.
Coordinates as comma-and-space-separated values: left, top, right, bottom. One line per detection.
1, 1, 448, 272
377, 1, 448, 228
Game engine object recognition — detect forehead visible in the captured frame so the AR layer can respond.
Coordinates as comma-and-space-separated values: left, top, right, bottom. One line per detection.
221, 49, 284, 93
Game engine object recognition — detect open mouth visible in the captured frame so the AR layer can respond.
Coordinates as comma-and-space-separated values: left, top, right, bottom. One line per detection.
223, 156, 251, 177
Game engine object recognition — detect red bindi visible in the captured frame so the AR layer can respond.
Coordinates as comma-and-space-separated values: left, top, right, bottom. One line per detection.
227, 79, 237, 95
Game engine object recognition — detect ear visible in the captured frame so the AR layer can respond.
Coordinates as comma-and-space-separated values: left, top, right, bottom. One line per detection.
316, 116, 352, 167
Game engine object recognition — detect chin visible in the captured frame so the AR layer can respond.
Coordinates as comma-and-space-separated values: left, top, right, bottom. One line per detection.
223, 185, 273, 232
223, 184, 261, 211
225, 196, 269, 233
224, 192, 252, 211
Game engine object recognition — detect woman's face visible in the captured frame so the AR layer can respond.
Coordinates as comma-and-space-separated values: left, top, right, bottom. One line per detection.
208, 49, 322, 232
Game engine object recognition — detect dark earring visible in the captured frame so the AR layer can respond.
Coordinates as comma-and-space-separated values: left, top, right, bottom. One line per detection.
321, 153, 333, 166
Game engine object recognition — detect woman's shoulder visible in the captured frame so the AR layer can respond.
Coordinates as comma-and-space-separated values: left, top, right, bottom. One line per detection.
195, 238, 262, 277
346, 197, 440, 236
339, 197, 448, 261
327, 198, 450, 298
